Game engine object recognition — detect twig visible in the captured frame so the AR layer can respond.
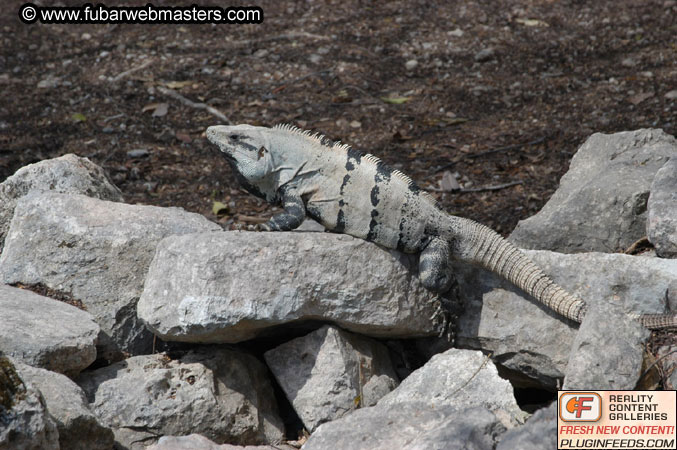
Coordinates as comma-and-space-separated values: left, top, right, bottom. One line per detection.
110, 59, 152, 82
426, 180, 523, 194
272, 66, 335, 93
469, 136, 546, 159
236, 214, 269, 224
459, 180, 523, 193
637, 349, 677, 387
156, 86, 230, 124
103, 113, 125, 123
445, 352, 493, 400
224, 31, 330, 49
624, 236, 652, 255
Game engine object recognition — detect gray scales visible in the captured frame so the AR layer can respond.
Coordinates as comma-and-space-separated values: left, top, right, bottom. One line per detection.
206, 124, 677, 330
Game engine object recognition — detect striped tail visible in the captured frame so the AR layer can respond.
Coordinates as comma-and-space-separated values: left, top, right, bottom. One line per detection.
448, 217, 677, 329
634, 313, 677, 330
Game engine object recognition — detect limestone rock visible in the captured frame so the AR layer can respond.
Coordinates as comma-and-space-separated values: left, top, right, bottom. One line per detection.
563, 299, 649, 390
0, 192, 221, 359
453, 250, 677, 389
147, 434, 296, 450
647, 158, 677, 257
14, 362, 114, 450
76, 348, 284, 449
264, 325, 398, 432
138, 231, 438, 343
0, 284, 99, 377
303, 404, 505, 450
497, 403, 557, 450
378, 348, 524, 427
0, 154, 123, 253
511, 129, 677, 253
0, 355, 60, 450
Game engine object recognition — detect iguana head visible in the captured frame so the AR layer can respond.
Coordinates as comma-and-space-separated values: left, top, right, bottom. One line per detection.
206, 124, 284, 201
206, 124, 272, 178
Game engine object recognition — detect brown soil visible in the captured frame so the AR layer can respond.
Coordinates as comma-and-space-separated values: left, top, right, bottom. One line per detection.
1, 0, 676, 234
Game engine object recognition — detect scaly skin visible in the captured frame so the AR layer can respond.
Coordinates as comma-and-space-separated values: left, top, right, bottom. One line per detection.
206, 124, 676, 330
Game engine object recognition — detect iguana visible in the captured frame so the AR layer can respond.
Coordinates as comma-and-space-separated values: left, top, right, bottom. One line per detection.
206, 123, 677, 330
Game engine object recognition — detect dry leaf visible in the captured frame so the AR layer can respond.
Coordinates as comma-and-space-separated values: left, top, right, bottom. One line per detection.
165, 80, 192, 89
627, 92, 654, 105
152, 103, 169, 117
212, 201, 229, 216
381, 96, 411, 104
142, 103, 158, 112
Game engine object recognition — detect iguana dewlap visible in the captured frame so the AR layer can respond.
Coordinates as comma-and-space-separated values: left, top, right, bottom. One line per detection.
207, 123, 676, 330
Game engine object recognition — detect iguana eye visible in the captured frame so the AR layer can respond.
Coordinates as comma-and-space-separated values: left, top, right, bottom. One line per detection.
230, 134, 240, 141
258, 146, 267, 159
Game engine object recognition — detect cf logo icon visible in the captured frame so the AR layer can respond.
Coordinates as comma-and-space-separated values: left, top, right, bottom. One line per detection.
559, 392, 602, 422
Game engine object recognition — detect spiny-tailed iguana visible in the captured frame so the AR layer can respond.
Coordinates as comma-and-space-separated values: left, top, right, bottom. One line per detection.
206, 123, 677, 330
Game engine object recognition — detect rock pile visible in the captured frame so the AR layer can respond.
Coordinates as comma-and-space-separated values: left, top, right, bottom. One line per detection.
1, 129, 675, 449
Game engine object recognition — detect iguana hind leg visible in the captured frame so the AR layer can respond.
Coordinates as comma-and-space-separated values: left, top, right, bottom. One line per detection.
419, 237, 458, 340
419, 237, 454, 294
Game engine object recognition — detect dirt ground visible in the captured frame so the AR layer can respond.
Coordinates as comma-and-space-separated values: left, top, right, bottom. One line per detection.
2, 0, 675, 235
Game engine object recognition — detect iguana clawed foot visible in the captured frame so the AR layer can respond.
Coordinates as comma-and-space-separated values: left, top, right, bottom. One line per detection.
429, 295, 458, 342
246, 223, 272, 232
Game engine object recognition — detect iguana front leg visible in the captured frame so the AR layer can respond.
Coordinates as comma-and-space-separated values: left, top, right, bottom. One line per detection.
251, 187, 306, 231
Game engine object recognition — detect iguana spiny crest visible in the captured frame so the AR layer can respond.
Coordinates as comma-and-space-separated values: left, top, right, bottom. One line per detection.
206, 123, 677, 330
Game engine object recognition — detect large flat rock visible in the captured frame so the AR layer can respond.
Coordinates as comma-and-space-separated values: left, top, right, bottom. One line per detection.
138, 231, 439, 343
0, 284, 99, 377
0, 192, 221, 359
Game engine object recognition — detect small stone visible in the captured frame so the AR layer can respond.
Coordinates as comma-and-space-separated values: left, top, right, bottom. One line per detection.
474, 47, 495, 62
253, 49, 268, 58
37, 76, 60, 89
621, 57, 637, 67
309, 54, 322, 64
405, 59, 418, 70
349, 120, 361, 128
127, 148, 149, 159
81, 32, 92, 40
449, 28, 464, 37
665, 90, 677, 100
